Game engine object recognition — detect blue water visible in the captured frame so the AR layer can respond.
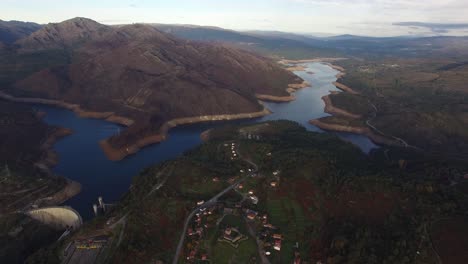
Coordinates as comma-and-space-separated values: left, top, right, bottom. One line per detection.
34, 62, 377, 220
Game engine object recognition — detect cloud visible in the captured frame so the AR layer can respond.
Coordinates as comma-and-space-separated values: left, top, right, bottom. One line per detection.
393, 22, 468, 34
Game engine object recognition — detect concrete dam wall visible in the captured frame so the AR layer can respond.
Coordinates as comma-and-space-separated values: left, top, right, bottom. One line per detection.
27, 206, 83, 230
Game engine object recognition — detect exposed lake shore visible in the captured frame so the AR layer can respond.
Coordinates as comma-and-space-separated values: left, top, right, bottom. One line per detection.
100, 105, 273, 161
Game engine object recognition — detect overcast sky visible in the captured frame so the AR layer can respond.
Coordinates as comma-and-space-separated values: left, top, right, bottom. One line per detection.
2, 0, 468, 36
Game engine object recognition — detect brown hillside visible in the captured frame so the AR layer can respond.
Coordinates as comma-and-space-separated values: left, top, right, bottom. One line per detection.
8, 18, 302, 157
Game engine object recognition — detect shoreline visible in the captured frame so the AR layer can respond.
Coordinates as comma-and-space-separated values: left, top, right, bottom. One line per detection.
255, 81, 311, 102
332, 81, 359, 94
279, 58, 348, 65
278, 57, 348, 79
100, 106, 273, 161
1, 89, 284, 162
309, 119, 400, 147
309, 62, 407, 149
34, 124, 82, 209
0, 91, 134, 127
322, 94, 362, 119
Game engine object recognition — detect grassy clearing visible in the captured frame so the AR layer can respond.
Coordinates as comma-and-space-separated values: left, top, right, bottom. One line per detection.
211, 236, 257, 264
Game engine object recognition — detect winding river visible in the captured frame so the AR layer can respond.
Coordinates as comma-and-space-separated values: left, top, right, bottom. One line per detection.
34, 62, 377, 220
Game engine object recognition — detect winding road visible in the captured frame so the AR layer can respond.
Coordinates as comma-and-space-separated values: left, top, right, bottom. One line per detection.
366, 102, 421, 150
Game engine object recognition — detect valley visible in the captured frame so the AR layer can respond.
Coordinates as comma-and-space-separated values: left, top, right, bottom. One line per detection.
35, 121, 468, 263
1, 10, 468, 264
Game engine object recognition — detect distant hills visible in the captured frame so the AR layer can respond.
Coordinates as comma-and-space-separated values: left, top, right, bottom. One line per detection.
153, 24, 339, 59
154, 24, 468, 59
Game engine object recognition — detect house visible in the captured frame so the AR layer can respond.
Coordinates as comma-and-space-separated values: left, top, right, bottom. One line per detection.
187, 227, 194, 236
294, 251, 301, 264
187, 250, 197, 260
270, 181, 278, 187
221, 227, 246, 244
247, 212, 257, 220
273, 234, 282, 240
274, 240, 282, 251
212, 177, 220, 182
246, 209, 258, 220
249, 195, 259, 204
273, 171, 280, 176
294, 256, 301, 264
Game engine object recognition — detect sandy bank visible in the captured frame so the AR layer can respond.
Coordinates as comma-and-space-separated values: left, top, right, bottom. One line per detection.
255, 80, 311, 103
100, 106, 273, 161
34, 179, 82, 208
332, 82, 359, 94
255, 94, 295, 102
325, 63, 346, 73
309, 119, 400, 147
279, 58, 347, 79
0, 91, 134, 127
322, 95, 361, 119
200, 129, 212, 142
279, 58, 348, 65
38, 127, 74, 168
286, 65, 307, 72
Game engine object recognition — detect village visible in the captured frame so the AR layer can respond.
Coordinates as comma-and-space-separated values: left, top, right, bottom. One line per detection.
181, 141, 302, 263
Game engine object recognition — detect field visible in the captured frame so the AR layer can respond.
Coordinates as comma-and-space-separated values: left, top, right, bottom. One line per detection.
211, 237, 257, 263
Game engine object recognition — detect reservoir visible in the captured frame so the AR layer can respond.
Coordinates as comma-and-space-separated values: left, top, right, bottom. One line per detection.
34, 62, 377, 219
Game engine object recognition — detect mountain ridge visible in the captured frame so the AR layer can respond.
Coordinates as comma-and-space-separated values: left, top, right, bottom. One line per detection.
1, 17, 303, 159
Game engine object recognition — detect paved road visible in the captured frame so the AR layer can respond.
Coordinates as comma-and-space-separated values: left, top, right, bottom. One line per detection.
172, 141, 257, 264
366, 102, 421, 150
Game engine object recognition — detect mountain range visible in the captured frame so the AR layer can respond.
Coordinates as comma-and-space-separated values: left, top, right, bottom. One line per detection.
0, 18, 302, 159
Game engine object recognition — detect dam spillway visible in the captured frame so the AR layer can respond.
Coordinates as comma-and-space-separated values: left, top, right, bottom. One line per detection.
26, 206, 83, 230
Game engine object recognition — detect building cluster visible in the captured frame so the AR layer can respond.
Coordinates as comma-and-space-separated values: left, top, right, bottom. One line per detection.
218, 226, 248, 248
225, 142, 238, 160
185, 205, 219, 262
239, 131, 262, 141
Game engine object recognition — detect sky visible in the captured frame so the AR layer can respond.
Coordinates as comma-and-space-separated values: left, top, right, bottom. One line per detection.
2, 0, 468, 37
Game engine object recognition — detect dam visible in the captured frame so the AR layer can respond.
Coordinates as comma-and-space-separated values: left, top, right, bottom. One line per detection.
26, 206, 83, 230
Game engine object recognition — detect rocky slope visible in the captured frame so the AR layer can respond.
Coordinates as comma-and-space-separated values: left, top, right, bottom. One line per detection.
0, 20, 42, 45
2, 18, 303, 159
